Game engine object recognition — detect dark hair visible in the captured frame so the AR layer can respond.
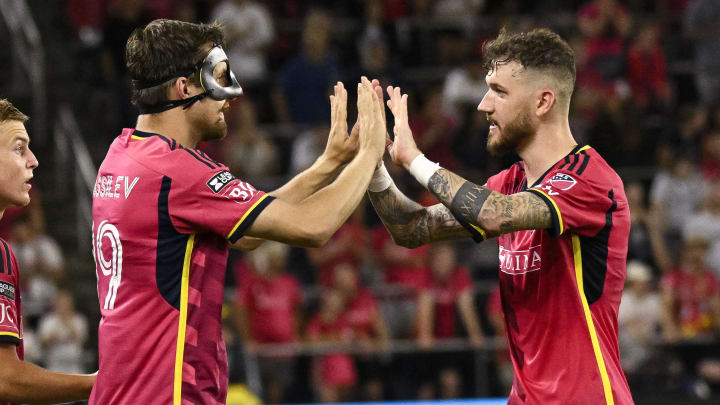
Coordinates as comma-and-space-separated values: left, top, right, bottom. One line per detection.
126, 19, 224, 108
0, 99, 29, 124
483, 28, 576, 103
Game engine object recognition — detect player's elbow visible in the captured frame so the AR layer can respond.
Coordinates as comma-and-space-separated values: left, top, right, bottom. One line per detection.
293, 223, 333, 248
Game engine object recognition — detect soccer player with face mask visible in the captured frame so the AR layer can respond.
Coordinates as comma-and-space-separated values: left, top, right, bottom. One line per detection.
90, 19, 386, 405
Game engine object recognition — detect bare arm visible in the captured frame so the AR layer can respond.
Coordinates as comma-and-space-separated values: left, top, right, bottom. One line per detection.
457, 290, 485, 346
426, 168, 552, 236
368, 183, 472, 248
0, 344, 95, 404
416, 290, 435, 348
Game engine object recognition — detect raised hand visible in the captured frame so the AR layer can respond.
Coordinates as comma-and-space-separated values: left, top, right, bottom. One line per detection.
357, 77, 386, 161
324, 81, 359, 164
385, 85, 422, 169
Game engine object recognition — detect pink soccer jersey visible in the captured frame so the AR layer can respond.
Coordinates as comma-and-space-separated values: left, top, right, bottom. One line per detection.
90, 129, 274, 405
0, 238, 23, 405
478, 145, 634, 405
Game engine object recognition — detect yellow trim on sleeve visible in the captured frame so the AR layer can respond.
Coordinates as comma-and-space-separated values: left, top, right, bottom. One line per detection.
469, 223, 488, 240
227, 194, 269, 239
572, 235, 615, 405
173, 234, 195, 405
0, 331, 19, 339
576, 145, 591, 154
529, 188, 564, 235
130, 135, 147, 140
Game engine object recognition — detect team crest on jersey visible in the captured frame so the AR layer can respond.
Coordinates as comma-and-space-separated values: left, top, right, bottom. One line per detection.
206, 170, 236, 194
549, 173, 577, 191
0, 281, 14, 300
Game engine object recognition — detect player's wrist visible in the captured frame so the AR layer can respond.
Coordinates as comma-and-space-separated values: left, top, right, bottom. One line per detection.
408, 154, 441, 188
368, 162, 392, 192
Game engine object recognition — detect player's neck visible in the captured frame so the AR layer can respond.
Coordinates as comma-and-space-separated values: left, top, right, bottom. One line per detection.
519, 119, 577, 185
136, 112, 201, 148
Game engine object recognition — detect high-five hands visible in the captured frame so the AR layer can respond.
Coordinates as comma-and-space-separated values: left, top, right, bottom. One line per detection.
384, 85, 422, 169
357, 76, 387, 163
325, 81, 360, 165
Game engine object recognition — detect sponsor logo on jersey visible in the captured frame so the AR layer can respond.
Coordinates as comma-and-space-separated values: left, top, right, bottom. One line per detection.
549, 173, 577, 191
498, 245, 542, 275
206, 170, 236, 193
0, 281, 14, 300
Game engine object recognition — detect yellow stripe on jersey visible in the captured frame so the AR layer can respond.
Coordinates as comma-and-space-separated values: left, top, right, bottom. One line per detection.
576, 145, 591, 154
0, 331, 19, 339
227, 194, 270, 239
469, 223, 488, 241
572, 235, 614, 405
130, 135, 148, 140
529, 188, 564, 235
173, 234, 195, 405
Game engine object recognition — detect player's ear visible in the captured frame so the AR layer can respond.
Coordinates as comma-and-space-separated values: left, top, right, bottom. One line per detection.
535, 89, 555, 117
170, 77, 190, 100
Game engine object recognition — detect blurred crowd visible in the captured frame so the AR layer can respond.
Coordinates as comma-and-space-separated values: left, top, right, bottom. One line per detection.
2, 0, 720, 403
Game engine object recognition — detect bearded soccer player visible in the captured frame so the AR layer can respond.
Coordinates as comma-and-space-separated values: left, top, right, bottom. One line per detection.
0, 99, 95, 404
90, 19, 386, 405
368, 29, 633, 404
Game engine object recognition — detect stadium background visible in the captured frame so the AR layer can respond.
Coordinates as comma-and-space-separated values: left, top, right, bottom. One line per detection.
1, 0, 720, 404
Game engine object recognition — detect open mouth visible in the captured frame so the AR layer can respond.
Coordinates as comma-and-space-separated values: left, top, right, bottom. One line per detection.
24, 177, 33, 189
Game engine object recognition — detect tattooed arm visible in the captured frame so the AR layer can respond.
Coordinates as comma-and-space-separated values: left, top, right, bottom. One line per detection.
368, 182, 472, 248
427, 168, 552, 236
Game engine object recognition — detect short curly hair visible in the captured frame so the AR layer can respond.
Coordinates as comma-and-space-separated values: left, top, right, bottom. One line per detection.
483, 28, 576, 104
126, 19, 225, 109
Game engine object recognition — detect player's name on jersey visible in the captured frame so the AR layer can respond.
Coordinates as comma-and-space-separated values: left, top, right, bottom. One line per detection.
93, 175, 140, 199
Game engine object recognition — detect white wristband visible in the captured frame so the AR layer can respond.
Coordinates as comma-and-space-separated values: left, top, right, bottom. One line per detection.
368, 162, 393, 192
408, 154, 440, 188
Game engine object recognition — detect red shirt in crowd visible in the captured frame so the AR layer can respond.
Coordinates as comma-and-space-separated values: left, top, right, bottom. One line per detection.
342, 288, 379, 338
372, 226, 430, 290
420, 266, 473, 338
661, 269, 720, 337
306, 315, 357, 387
237, 271, 301, 343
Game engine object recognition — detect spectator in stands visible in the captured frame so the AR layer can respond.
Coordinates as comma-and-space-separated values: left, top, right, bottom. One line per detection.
701, 130, 720, 181
211, 0, 274, 89
416, 242, 484, 399
290, 124, 331, 174
306, 288, 357, 403
10, 214, 64, 320
684, 0, 720, 106
656, 105, 708, 171
371, 224, 432, 341
626, 181, 671, 274
308, 203, 369, 287
333, 263, 390, 401
442, 49, 488, 123
410, 88, 460, 170
218, 99, 280, 185
420, 242, 484, 347
683, 180, 720, 275
618, 261, 662, 377
649, 149, 706, 238
37, 290, 88, 374
274, 8, 339, 124
626, 22, 671, 110
660, 235, 720, 342
578, 0, 633, 96
234, 242, 302, 404
486, 284, 512, 394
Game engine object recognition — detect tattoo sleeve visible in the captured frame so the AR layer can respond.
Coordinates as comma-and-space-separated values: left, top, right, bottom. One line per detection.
367, 183, 472, 248
427, 169, 553, 236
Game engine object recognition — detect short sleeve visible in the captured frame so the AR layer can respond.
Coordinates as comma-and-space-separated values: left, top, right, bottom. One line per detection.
527, 158, 616, 237
169, 166, 275, 243
0, 243, 21, 345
